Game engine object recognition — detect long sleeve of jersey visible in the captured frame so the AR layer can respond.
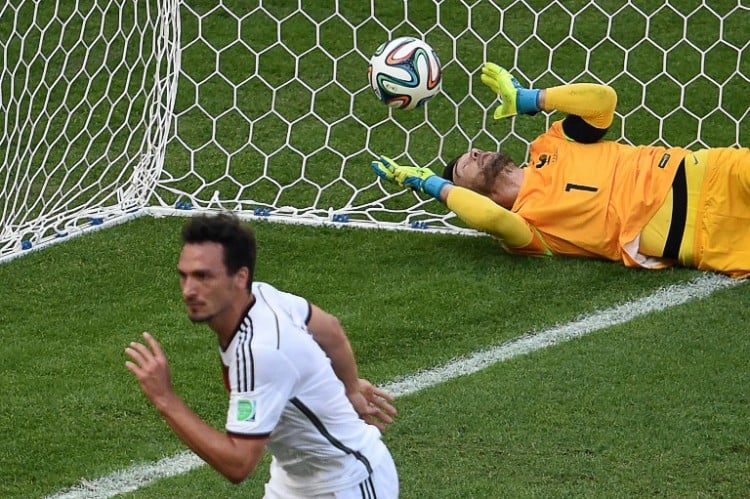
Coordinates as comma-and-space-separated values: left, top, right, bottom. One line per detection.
445, 186, 534, 248
544, 83, 617, 141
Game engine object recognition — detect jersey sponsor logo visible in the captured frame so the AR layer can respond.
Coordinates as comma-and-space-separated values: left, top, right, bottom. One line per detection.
658, 153, 670, 169
237, 399, 257, 422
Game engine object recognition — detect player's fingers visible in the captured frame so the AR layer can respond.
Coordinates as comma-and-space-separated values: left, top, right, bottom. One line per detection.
379, 156, 398, 171
364, 414, 386, 432
372, 387, 394, 402
373, 408, 395, 426
371, 161, 390, 178
128, 341, 156, 361
373, 398, 397, 417
124, 360, 143, 376
482, 63, 500, 77
124, 343, 149, 366
143, 332, 166, 360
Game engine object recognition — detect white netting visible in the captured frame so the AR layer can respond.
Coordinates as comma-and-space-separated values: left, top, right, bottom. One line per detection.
0, 0, 179, 259
2, 0, 749, 262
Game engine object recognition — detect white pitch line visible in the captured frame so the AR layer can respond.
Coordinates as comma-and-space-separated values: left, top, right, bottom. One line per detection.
47, 273, 741, 499
47, 452, 205, 499
382, 272, 739, 398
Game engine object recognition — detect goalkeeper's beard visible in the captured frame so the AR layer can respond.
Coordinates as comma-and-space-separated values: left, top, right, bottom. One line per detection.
480, 152, 515, 193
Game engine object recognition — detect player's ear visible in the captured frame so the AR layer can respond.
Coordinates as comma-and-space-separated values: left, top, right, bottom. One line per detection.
235, 266, 251, 290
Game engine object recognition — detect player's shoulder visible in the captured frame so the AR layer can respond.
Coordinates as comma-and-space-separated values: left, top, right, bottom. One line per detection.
252, 280, 273, 292
252, 281, 310, 320
253, 281, 300, 303
532, 120, 566, 142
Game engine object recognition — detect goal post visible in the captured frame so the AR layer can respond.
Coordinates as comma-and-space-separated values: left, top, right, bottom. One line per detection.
2, 1, 749, 263
0, 0, 180, 262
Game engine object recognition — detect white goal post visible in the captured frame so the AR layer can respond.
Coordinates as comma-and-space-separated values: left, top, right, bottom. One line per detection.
1, 1, 749, 263
0, 0, 180, 261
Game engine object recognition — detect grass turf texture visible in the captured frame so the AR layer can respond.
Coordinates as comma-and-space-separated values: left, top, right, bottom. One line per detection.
2, 1, 750, 497
1, 217, 748, 498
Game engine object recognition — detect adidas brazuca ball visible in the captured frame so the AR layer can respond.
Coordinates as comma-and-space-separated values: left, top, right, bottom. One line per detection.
368, 37, 442, 110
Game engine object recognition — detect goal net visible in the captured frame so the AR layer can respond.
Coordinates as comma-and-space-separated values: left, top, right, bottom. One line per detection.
2, 1, 749, 262
0, 0, 179, 261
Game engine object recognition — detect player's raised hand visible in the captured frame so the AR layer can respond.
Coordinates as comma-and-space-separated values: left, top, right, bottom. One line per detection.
370, 155, 400, 183
348, 378, 397, 432
480, 62, 539, 119
125, 332, 175, 409
371, 156, 451, 199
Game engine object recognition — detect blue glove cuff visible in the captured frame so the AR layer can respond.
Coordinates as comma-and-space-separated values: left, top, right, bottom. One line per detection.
423, 175, 451, 199
516, 88, 541, 115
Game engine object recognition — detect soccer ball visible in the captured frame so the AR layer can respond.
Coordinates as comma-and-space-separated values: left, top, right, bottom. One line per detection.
368, 37, 442, 110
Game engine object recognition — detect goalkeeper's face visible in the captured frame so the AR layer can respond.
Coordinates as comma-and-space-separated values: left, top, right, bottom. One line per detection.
178, 242, 250, 325
451, 148, 515, 196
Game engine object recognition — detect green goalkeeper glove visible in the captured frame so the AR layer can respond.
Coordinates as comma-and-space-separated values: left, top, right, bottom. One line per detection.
371, 156, 451, 199
480, 62, 540, 119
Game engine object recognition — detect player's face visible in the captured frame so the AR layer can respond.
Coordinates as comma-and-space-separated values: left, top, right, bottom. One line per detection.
177, 242, 244, 324
451, 148, 507, 194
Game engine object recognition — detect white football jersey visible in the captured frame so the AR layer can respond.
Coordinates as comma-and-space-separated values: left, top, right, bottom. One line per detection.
220, 282, 387, 495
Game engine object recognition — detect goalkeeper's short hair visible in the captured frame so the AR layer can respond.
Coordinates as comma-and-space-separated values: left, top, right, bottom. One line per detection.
442, 156, 460, 182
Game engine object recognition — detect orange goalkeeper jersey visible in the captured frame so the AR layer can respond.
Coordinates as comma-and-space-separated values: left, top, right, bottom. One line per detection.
511, 120, 690, 267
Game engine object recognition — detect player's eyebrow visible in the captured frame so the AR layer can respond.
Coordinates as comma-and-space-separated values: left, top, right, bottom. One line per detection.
177, 267, 212, 278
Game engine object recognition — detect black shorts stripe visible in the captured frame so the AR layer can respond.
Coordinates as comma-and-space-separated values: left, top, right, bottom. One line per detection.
358, 475, 377, 498
367, 475, 377, 498
664, 160, 687, 260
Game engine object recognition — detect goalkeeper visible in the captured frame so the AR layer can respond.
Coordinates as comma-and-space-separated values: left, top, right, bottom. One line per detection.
371, 62, 750, 278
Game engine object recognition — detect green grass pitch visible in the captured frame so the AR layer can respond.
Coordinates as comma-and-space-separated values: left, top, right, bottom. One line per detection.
1, 1, 750, 498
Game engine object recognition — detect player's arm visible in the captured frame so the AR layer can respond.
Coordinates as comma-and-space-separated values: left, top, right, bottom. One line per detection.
543, 84, 617, 143
125, 332, 267, 484
306, 305, 361, 395
444, 185, 543, 249
480, 62, 617, 143
371, 157, 552, 254
306, 305, 396, 431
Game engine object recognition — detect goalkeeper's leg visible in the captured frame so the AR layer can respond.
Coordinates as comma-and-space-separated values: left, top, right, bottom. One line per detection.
691, 147, 750, 277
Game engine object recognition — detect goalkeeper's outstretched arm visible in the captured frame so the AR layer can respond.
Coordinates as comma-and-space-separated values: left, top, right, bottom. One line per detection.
371, 157, 547, 252
481, 62, 617, 143
443, 185, 537, 249
542, 83, 617, 143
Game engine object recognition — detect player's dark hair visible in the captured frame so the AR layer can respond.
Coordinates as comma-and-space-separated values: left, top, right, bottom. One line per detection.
181, 213, 256, 290
442, 155, 459, 182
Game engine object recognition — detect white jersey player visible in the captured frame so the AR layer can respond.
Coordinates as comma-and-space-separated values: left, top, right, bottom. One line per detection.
125, 213, 398, 498
223, 282, 397, 497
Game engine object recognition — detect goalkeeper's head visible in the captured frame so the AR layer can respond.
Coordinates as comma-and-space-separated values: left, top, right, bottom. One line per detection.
442, 149, 518, 198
